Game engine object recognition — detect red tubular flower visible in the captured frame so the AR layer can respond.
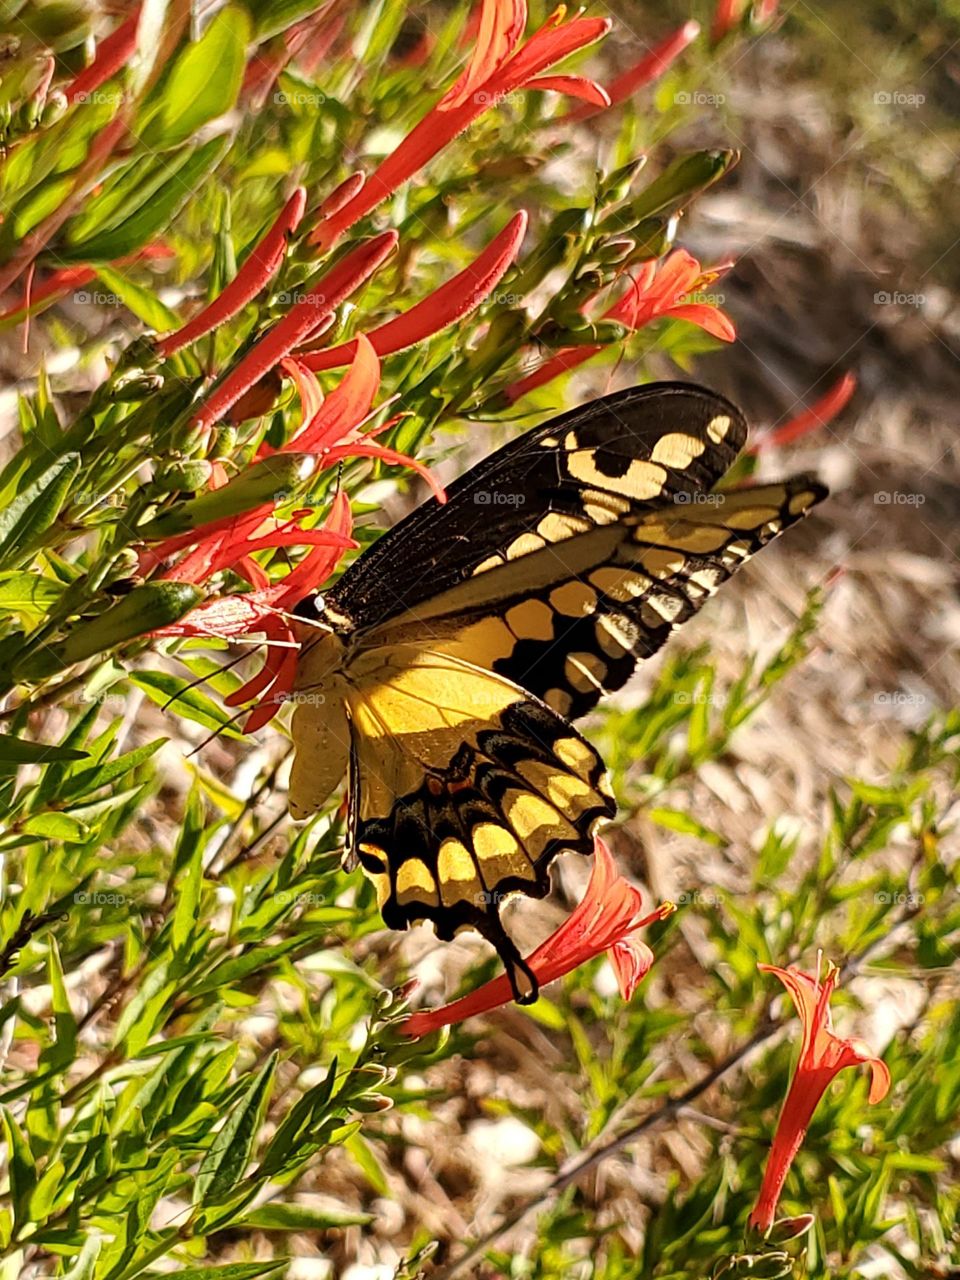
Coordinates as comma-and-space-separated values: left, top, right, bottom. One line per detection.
189, 230, 399, 432
156, 188, 307, 358
504, 249, 735, 403
154, 491, 354, 731
566, 20, 701, 122
748, 372, 856, 454
65, 7, 141, 106
311, 1, 610, 250
748, 962, 891, 1235
298, 211, 528, 372
712, 0, 747, 43
276, 338, 447, 502
401, 838, 674, 1037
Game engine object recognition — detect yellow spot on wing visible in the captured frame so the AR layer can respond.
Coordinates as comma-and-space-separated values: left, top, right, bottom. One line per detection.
550, 581, 597, 616
564, 651, 607, 694
506, 599, 554, 641
504, 791, 575, 846
589, 566, 650, 600
506, 532, 546, 560
554, 736, 596, 773
650, 432, 708, 467
473, 553, 505, 575
545, 687, 573, 717
706, 414, 732, 443
639, 547, 687, 578
396, 858, 438, 906
438, 838, 481, 907
565, 434, 668, 499
473, 823, 535, 885
537, 511, 592, 541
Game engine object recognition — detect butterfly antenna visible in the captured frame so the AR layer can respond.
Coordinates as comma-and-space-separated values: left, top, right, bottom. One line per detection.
188, 703, 253, 756
161, 649, 249, 710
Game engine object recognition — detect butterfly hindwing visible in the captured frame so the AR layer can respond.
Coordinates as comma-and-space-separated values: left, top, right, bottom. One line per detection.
342, 648, 614, 1001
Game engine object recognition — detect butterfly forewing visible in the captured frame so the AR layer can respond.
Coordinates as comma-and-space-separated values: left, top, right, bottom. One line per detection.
327, 383, 747, 635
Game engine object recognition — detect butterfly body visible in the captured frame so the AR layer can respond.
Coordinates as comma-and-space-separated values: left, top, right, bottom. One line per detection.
289, 383, 827, 1002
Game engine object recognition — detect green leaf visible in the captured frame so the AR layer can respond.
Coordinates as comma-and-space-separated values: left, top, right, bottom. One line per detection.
649, 807, 728, 847
139, 6, 252, 150
167, 1266, 287, 1280
0, 735, 87, 764
59, 135, 230, 261
238, 1200, 372, 1230
21, 813, 89, 842
59, 739, 163, 802
0, 573, 64, 624
193, 1053, 277, 1207
171, 787, 205, 954
0, 453, 79, 571
94, 264, 180, 332
130, 671, 246, 739
1, 1106, 36, 1231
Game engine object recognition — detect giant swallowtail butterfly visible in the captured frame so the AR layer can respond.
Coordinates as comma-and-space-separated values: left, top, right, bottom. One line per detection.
288, 383, 826, 1002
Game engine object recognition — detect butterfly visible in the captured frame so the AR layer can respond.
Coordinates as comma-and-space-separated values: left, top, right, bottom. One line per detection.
287, 382, 826, 1003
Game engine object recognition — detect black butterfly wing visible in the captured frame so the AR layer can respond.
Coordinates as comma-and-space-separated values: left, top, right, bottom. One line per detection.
326, 382, 747, 633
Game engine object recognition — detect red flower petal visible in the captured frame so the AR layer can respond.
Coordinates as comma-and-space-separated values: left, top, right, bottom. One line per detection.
566, 20, 701, 121
298, 212, 528, 372
190, 231, 397, 432
749, 372, 856, 454
65, 6, 140, 106
527, 74, 610, 107
274, 488, 354, 608
666, 302, 737, 342
312, 13, 609, 250
290, 334, 381, 453
443, 0, 527, 110
323, 440, 447, 504
748, 961, 890, 1233
401, 839, 669, 1036
156, 187, 306, 358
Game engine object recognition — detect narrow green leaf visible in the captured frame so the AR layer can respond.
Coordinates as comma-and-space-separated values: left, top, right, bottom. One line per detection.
1, 1106, 37, 1231
0, 453, 79, 571
0, 735, 87, 764
193, 1053, 278, 1206
21, 813, 89, 842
